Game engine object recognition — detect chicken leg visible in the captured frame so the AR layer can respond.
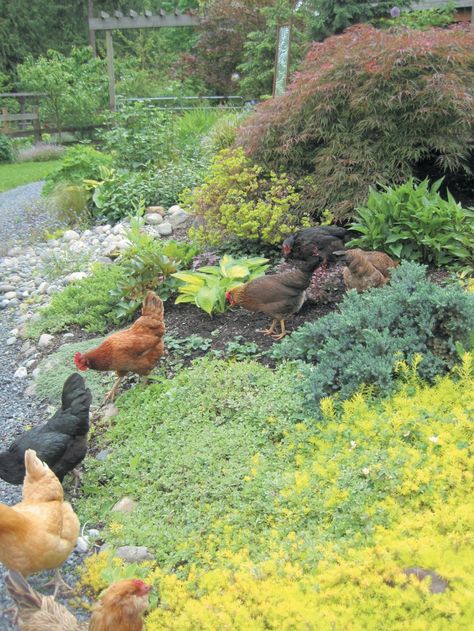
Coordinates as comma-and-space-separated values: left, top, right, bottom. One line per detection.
103, 373, 123, 404
257, 319, 278, 336
41, 568, 73, 598
271, 319, 287, 341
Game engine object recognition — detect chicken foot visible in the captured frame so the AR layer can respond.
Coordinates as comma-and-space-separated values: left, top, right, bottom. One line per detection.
257, 319, 277, 336
271, 319, 287, 341
257, 319, 287, 340
41, 568, 73, 598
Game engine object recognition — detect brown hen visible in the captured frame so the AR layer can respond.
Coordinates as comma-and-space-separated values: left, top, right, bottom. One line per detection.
226, 258, 320, 339
74, 291, 165, 402
335, 248, 398, 292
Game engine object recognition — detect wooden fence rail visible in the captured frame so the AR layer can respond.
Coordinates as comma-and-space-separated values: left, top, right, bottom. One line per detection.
1, 106, 42, 141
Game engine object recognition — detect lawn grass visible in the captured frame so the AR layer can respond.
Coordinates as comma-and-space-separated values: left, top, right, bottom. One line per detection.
0, 160, 62, 192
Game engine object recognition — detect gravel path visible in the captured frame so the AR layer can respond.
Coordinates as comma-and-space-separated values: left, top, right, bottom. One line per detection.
0, 182, 83, 628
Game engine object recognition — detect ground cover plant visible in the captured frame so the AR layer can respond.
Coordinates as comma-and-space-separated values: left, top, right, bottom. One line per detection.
0, 160, 62, 192
237, 24, 474, 221
274, 262, 474, 408
27, 262, 127, 336
78, 354, 474, 630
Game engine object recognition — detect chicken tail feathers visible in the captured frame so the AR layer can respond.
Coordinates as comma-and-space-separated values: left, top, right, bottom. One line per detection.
141, 291, 164, 318
58, 374, 92, 436
23, 449, 63, 502
24, 449, 50, 479
5, 570, 43, 612
61, 374, 91, 411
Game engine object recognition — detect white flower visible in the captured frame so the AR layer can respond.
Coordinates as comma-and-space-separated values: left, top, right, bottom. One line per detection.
428, 435, 439, 444
350, 441, 357, 450
362, 467, 370, 477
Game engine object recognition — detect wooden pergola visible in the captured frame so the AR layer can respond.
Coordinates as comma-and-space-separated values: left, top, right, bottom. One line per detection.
88, 8, 201, 111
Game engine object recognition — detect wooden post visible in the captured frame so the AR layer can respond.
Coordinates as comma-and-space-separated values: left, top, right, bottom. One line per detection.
88, 0, 97, 55
32, 106, 42, 142
19, 95, 26, 130
105, 30, 116, 111
2, 107, 10, 133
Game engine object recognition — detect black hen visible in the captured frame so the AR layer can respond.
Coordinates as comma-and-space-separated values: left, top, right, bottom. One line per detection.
0, 374, 92, 485
282, 226, 353, 264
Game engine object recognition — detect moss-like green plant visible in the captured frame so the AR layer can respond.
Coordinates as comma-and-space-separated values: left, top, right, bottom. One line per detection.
27, 263, 126, 336
35, 336, 112, 403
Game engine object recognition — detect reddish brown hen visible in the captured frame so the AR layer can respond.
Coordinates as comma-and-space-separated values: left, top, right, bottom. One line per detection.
226, 258, 320, 340
74, 291, 165, 402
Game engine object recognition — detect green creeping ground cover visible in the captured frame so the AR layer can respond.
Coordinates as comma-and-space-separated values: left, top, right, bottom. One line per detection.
78, 353, 474, 630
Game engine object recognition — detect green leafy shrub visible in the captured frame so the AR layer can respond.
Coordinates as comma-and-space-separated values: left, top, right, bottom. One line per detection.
17, 47, 107, 134
0, 133, 13, 163
312, 0, 412, 37
86, 160, 207, 223
348, 178, 474, 269
100, 102, 172, 169
86, 167, 160, 224
173, 254, 269, 315
43, 145, 113, 196
238, 25, 474, 221
184, 147, 310, 245
274, 261, 474, 408
110, 216, 200, 320
375, 3, 456, 30
28, 263, 126, 336
151, 157, 208, 208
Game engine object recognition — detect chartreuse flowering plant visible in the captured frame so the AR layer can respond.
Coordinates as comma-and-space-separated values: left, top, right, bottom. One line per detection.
79, 355, 474, 629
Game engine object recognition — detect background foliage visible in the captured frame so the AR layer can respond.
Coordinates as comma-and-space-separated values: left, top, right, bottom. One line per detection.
238, 24, 474, 221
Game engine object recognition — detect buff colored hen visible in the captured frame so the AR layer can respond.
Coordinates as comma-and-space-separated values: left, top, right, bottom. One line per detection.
0, 449, 79, 594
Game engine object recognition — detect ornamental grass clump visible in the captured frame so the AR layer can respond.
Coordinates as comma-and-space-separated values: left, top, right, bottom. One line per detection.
274, 261, 474, 407
237, 25, 474, 221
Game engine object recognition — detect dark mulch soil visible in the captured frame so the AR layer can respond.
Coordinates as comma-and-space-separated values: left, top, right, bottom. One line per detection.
162, 260, 346, 363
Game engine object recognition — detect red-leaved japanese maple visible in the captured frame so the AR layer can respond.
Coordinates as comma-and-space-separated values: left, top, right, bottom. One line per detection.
237, 24, 474, 220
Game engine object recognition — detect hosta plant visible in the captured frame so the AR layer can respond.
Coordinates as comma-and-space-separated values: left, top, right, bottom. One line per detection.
347, 178, 474, 269
172, 255, 269, 315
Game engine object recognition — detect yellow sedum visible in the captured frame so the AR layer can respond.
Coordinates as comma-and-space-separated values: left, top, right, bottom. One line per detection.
81, 361, 474, 630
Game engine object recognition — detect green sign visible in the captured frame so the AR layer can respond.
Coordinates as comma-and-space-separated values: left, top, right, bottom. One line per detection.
274, 25, 291, 97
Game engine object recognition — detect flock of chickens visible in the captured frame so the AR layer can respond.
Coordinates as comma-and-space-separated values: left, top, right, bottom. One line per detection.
0, 226, 396, 629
